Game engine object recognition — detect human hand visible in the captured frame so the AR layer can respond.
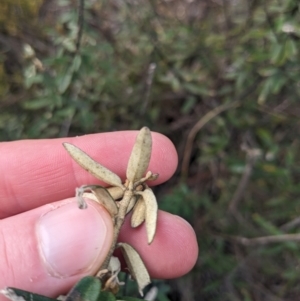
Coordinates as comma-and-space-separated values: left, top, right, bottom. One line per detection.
0, 131, 198, 299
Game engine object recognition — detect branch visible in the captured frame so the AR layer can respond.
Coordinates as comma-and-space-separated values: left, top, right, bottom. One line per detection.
232, 233, 300, 246
76, 0, 85, 53
228, 147, 261, 218
181, 101, 240, 178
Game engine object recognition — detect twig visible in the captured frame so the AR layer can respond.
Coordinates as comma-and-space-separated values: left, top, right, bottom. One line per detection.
228, 147, 261, 218
232, 233, 300, 246
280, 216, 300, 232
76, 0, 85, 53
181, 101, 240, 178
140, 63, 156, 115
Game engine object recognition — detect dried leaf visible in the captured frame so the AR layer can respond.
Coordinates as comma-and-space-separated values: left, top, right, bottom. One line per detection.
107, 187, 124, 200
91, 186, 119, 217
131, 196, 146, 228
108, 256, 121, 274
126, 127, 152, 183
139, 188, 158, 244
78, 186, 118, 217
63, 143, 123, 187
117, 243, 150, 296
82, 192, 97, 202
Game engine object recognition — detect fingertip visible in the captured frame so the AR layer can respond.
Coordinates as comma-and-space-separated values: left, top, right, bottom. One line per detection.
119, 211, 198, 279
149, 132, 178, 185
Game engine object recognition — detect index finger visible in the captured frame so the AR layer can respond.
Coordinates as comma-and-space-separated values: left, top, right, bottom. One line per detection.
0, 131, 177, 218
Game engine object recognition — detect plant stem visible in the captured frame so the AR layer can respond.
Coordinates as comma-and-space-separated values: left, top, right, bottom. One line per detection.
99, 189, 133, 270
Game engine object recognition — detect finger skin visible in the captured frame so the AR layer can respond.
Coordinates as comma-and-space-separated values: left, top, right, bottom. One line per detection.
0, 199, 114, 300
119, 211, 198, 279
0, 200, 198, 300
0, 131, 177, 218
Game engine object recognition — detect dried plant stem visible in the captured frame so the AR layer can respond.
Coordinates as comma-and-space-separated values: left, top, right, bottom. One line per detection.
100, 189, 133, 270
76, 0, 85, 53
231, 233, 300, 246
228, 148, 260, 222
181, 101, 240, 178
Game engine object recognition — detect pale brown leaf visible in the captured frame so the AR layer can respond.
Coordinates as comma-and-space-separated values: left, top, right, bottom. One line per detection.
63, 143, 123, 187
139, 188, 158, 244
80, 186, 118, 217
126, 127, 152, 183
117, 243, 150, 296
131, 196, 146, 228
82, 192, 97, 202
92, 187, 119, 217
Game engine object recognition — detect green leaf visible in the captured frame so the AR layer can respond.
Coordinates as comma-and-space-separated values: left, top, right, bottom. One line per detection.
22, 98, 52, 110
284, 39, 297, 59
258, 77, 273, 104
58, 70, 73, 94
97, 291, 116, 301
271, 43, 286, 66
65, 276, 101, 301
71, 55, 82, 72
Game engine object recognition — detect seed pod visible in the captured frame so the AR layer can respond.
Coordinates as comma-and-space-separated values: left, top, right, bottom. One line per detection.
131, 196, 146, 228
139, 188, 158, 244
126, 127, 152, 183
63, 143, 123, 188
117, 243, 150, 296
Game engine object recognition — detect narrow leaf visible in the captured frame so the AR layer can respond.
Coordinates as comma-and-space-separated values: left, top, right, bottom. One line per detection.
80, 186, 118, 218
63, 143, 123, 187
117, 243, 150, 296
65, 276, 101, 301
126, 127, 152, 183
131, 196, 146, 228
92, 186, 119, 217
139, 188, 158, 244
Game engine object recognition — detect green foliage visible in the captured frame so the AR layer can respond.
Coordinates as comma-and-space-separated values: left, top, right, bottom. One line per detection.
4, 277, 144, 301
2, 0, 300, 300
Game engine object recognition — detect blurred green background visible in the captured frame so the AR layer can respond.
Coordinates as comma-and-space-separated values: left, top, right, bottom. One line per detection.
1, 0, 300, 300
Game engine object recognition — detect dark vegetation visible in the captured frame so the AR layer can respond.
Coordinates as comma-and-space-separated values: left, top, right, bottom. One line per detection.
1, 0, 300, 300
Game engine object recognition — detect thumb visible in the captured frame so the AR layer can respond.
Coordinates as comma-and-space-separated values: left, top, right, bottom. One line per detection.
0, 199, 114, 299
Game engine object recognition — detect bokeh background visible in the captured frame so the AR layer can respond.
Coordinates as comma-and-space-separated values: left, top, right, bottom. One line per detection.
1, 0, 300, 300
